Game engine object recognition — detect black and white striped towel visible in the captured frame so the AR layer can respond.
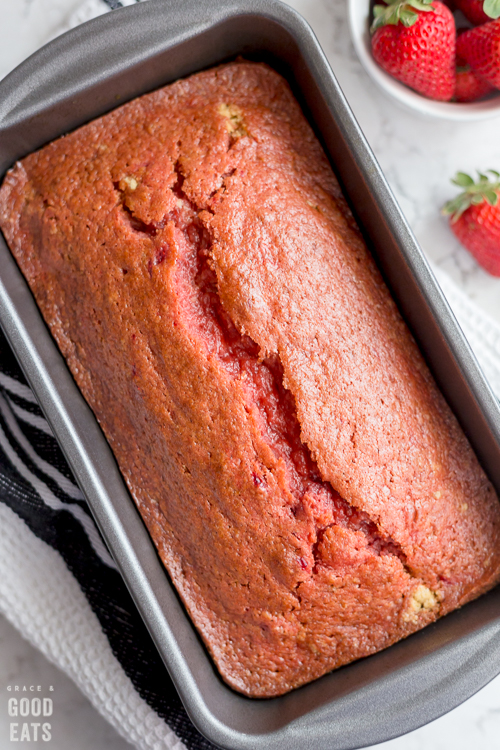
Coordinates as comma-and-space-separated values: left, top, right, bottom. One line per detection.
0, 6, 217, 750
1, 2, 500, 749
0, 332, 217, 750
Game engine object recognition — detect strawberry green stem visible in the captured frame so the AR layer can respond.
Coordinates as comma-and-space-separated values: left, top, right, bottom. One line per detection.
442, 171, 500, 223
484, 0, 500, 19
371, 0, 434, 32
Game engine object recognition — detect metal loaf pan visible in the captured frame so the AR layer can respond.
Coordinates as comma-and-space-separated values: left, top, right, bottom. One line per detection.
1, 1, 500, 748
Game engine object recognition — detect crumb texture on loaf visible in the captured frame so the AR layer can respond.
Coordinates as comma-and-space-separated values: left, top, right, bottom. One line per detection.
1, 61, 500, 697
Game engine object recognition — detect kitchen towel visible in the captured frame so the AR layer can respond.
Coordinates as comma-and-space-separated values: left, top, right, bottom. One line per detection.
0, 8, 214, 750
1, 2, 500, 750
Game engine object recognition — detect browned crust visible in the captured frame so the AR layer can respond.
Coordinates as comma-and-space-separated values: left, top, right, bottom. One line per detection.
1, 61, 500, 697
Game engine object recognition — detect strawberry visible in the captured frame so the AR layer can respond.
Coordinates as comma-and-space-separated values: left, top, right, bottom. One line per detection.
454, 0, 500, 26
442, 171, 500, 276
454, 59, 495, 100
456, 19, 500, 88
371, 0, 456, 101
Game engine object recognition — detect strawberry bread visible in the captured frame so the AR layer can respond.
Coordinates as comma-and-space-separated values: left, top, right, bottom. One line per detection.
1, 61, 500, 697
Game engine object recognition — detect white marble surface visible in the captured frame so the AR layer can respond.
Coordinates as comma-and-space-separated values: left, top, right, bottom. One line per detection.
1, 1, 500, 749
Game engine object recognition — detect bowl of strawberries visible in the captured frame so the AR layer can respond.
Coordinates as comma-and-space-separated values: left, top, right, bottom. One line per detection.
348, 0, 500, 118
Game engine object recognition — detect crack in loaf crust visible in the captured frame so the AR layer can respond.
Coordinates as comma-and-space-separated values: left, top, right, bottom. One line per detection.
1, 61, 500, 697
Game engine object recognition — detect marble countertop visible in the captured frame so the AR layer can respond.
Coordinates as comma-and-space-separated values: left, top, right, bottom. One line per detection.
1, 1, 500, 749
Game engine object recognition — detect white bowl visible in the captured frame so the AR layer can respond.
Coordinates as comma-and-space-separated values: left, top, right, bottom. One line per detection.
347, 0, 500, 120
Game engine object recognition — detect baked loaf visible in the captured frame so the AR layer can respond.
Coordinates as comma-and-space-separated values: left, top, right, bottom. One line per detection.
1, 61, 500, 698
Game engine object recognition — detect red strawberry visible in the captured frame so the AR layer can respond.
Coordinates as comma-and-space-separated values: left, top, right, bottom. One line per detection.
371, 0, 456, 101
442, 170, 500, 276
454, 59, 495, 100
456, 19, 500, 88
454, 0, 500, 26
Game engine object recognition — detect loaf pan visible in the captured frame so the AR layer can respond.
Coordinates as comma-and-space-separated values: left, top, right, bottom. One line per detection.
2, 1, 500, 748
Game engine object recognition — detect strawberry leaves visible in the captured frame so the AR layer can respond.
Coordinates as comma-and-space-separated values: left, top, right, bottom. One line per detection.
484, 0, 500, 19
371, 0, 435, 31
442, 170, 500, 222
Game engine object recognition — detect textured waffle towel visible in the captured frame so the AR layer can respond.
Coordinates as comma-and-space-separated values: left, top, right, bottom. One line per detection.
1, 2, 500, 749
0, 8, 214, 750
